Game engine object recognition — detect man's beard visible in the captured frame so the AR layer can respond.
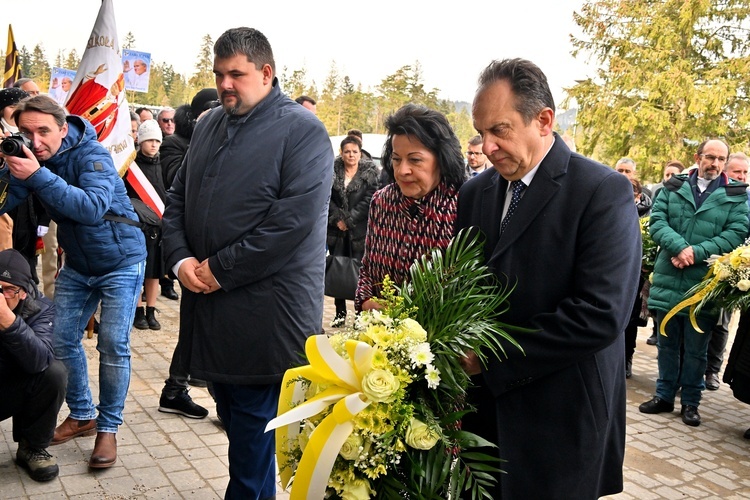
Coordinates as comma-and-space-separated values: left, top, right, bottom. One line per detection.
221, 92, 242, 116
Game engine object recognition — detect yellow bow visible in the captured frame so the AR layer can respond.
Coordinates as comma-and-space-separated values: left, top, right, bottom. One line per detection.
265, 335, 375, 499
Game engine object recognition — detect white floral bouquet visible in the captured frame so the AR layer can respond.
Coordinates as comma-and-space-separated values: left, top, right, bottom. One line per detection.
266, 229, 524, 499
661, 240, 750, 334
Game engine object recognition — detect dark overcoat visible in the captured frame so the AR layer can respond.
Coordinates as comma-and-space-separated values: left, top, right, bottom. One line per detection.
162, 82, 333, 385
456, 134, 641, 499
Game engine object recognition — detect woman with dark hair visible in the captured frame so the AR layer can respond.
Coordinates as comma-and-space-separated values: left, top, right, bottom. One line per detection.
355, 104, 465, 311
327, 136, 379, 327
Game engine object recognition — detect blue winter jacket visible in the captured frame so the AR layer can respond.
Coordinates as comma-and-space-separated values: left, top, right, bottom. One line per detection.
1, 116, 146, 276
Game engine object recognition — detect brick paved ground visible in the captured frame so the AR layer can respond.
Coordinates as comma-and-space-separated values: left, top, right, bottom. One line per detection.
1, 295, 749, 499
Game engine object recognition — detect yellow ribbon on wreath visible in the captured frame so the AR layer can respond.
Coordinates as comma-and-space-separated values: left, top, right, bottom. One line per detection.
659, 269, 722, 336
265, 335, 374, 499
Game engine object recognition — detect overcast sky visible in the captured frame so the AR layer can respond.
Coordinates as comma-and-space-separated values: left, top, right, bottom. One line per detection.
9, 0, 593, 107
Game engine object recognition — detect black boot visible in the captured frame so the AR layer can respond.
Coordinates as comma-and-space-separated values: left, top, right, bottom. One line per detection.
133, 307, 148, 330
161, 284, 179, 300
146, 306, 161, 330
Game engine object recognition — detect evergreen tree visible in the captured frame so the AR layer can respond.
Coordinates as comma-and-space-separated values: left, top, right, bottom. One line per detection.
189, 34, 215, 91
566, 0, 750, 180
122, 32, 136, 50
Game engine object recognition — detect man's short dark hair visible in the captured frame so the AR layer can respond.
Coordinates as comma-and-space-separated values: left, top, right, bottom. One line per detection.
381, 104, 466, 189
468, 135, 483, 147
13, 95, 66, 127
347, 129, 363, 140
476, 58, 555, 124
215, 27, 275, 73
295, 95, 316, 106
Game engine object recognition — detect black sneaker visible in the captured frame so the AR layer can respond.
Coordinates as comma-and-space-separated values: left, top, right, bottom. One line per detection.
330, 314, 346, 328
639, 396, 674, 414
681, 405, 701, 426
16, 442, 59, 482
159, 391, 208, 419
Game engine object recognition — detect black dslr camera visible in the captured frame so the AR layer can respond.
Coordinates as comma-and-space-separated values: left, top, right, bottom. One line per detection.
0, 133, 32, 158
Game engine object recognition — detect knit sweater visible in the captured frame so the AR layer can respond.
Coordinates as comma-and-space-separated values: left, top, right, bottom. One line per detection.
354, 181, 458, 311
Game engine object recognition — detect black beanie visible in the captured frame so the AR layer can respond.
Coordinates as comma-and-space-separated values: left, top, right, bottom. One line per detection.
190, 88, 219, 118
0, 88, 29, 112
0, 249, 33, 292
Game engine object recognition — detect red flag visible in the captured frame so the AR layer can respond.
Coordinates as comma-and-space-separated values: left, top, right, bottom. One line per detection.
3, 25, 22, 88
65, 0, 135, 177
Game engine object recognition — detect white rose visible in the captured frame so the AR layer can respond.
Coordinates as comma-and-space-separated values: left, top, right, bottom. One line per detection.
405, 418, 440, 450
340, 478, 373, 500
361, 369, 400, 402
339, 433, 363, 460
737, 279, 750, 291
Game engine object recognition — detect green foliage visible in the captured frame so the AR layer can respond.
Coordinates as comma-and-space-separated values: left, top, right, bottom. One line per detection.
374, 228, 526, 499
122, 32, 136, 50
396, 228, 526, 398
188, 34, 214, 91
566, 0, 750, 181
640, 216, 658, 275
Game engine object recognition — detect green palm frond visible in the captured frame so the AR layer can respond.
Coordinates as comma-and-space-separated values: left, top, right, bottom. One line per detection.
395, 227, 527, 396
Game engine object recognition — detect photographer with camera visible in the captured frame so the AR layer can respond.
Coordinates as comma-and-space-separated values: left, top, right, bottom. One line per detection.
0, 95, 146, 469
0, 88, 50, 284
0, 248, 64, 482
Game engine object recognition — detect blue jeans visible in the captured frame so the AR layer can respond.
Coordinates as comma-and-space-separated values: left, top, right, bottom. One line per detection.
656, 311, 716, 407
53, 261, 145, 433
213, 382, 280, 500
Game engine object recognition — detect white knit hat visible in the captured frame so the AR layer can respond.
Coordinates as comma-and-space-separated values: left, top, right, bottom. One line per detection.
138, 119, 162, 143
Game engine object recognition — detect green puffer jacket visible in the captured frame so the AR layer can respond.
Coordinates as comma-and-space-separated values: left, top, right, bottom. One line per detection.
648, 172, 749, 315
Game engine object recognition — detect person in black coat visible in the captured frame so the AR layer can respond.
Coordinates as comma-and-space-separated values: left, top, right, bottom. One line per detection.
326, 136, 379, 327
457, 58, 640, 499
0, 249, 65, 482
723, 310, 750, 438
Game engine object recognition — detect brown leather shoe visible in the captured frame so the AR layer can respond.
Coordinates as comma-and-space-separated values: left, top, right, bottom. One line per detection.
51, 417, 96, 445
89, 432, 117, 469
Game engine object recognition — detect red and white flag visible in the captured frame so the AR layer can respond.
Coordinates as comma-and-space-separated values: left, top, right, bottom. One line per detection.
65, 0, 135, 178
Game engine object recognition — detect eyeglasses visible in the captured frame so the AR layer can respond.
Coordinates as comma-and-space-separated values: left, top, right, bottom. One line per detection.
160, 118, 174, 123
466, 151, 484, 157
0, 286, 21, 298
700, 154, 727, 164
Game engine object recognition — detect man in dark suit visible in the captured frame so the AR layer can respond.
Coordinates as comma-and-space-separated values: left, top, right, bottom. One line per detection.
457, 58, 641, 499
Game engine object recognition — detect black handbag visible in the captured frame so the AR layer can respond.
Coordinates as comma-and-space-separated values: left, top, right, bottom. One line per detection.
324, 234, 361, 300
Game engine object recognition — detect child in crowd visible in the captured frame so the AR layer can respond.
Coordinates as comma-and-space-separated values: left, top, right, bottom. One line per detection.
130, 120, 166, 330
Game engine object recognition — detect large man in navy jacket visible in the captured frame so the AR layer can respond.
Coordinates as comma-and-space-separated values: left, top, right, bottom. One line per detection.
457, 58, 641, 499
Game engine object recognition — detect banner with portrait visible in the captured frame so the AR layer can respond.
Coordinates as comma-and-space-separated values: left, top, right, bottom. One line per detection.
122, 49, 151, 93
49, 67, 76, 106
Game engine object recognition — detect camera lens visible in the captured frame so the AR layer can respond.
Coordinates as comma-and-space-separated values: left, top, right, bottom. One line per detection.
0, 139, 21, 157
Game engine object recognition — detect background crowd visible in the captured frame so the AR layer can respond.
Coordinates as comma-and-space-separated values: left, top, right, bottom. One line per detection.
1, 24, 749, 500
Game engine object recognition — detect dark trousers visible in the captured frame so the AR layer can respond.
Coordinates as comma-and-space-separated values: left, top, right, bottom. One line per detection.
461, 378, 501, 499
162, 340, 189, 398
625, 318, 638, 361
707, 309, 731, 375
213, 382, 280, 500
334, 298, 347, 318
0, 359, 67, 448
